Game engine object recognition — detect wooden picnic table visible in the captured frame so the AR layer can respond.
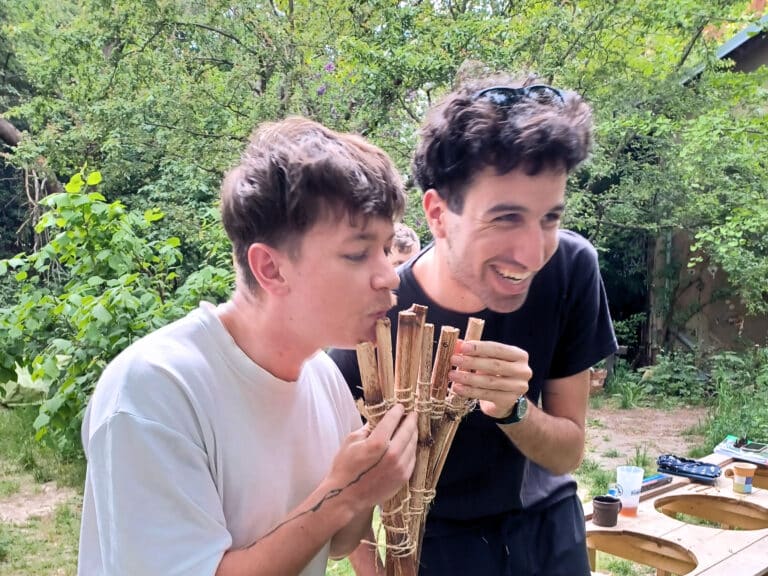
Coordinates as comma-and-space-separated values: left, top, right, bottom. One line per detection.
583, 453, 768, 576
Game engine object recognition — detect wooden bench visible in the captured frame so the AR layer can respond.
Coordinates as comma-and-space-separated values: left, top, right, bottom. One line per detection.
583, 453, 768, 575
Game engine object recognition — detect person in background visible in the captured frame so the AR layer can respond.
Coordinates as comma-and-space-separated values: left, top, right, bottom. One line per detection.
388, 222, 421, 267
331, 74, 617, 575
78, 117, 418, 576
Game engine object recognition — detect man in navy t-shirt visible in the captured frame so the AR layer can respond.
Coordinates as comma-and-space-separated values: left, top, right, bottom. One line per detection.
330, 74, 617, 576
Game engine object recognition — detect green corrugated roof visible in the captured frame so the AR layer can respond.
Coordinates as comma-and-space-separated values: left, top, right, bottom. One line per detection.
716, 14, 768, 59
684, 14, 768, 81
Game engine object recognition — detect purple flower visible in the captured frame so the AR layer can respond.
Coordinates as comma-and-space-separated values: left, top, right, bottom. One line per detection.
324, 62, 336, 73
317, 85, 327, 96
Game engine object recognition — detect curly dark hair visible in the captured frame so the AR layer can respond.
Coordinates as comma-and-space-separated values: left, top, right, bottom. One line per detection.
412, 74, 593, 213
221, 117, 405, 290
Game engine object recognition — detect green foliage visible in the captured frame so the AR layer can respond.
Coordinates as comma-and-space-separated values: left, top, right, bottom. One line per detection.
598, 554, 653, 576
627, 445, 651, 473
1, 0, 764, 344
0, 406, 79, 574
0, 169, 232, 454
612, 313, 646, 352
0, 405, 85, 488
588, 394, 606, 410
672, 512, 720, 528
605, 347, 768, 454
0, 528, 9, 563
639, 351, 712, 402
606, 359, 650, 408
1, 0, 766, 332
1, 0, 767, 448
614, 379, 650, 409
0, 502, 80, 574
574, 457, 613, 499
703, 347, 768, 448
0, 479, 19, 499
691, 200, 768, 314
0, 364, 49, 407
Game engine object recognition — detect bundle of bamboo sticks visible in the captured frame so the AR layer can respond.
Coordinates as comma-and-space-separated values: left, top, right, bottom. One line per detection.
355, 305, 484, 576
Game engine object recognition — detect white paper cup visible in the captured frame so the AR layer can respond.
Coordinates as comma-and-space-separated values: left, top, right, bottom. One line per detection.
616, 465, 644, 516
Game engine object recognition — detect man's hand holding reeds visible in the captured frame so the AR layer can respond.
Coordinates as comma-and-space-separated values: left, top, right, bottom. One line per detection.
448, 340, 532, 420
328, 403, 418, 509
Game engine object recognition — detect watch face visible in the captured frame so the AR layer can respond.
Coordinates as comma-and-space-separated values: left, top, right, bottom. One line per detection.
517, 396, 529, 419
489, 395, 529, 424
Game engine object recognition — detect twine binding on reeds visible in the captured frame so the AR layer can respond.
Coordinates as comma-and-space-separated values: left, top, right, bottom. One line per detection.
355, 306, 483, 576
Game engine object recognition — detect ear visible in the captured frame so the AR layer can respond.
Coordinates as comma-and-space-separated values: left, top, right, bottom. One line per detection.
423, 189, 449, 239
246, 243, 289, 295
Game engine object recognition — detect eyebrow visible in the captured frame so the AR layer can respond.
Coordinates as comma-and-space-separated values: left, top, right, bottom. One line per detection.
343, 231, 395, 243
485, 202, 566, 216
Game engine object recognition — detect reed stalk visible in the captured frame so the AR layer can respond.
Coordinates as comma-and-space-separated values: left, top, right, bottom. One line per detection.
355, 310, 483, 575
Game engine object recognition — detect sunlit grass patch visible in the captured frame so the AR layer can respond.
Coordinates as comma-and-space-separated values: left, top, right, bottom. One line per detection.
0, 500, 80, 575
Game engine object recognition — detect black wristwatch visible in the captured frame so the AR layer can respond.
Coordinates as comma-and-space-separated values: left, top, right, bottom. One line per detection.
488, 395, 529, 425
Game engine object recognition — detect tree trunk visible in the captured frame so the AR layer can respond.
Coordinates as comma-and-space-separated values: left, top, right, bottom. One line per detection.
0, 116, 61, 252
0, 117, 22, 148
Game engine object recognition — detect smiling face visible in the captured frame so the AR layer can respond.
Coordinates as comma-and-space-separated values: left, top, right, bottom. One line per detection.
280, 213, 400, 348
427, 167, 567, 313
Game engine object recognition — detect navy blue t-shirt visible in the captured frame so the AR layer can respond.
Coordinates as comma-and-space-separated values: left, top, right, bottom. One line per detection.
329, 229, 617, 521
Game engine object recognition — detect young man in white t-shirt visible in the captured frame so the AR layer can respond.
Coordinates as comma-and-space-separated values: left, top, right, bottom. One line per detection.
78, 117, 418, 576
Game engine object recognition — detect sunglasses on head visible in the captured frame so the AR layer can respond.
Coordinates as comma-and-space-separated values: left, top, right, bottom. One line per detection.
473, 84, 566, 107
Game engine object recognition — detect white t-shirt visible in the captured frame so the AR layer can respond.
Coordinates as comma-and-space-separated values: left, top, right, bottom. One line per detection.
78, 303, 362, 575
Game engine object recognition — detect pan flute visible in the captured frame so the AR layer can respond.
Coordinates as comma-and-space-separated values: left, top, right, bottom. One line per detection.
355, 305, 483, 576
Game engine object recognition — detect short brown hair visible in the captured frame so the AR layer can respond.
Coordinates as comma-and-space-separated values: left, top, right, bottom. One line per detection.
393, 222, 420, 253
412, 74, 593, 213
221, 117, 405, 289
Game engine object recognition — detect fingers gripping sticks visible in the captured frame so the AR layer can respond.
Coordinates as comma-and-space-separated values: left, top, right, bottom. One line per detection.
355, 307, 483, 575
431, 317, 485, 493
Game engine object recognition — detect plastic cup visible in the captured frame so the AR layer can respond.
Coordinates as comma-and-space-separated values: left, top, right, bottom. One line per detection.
725, 462, 757, 494
616, 465, 644, 517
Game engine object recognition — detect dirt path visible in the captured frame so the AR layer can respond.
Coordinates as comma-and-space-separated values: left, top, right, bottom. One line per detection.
0, 476, 78, 525
585, 405, 709, 470
0, 405, 710, 527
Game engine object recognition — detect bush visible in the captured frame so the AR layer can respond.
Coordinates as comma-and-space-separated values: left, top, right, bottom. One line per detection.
704, 348, 768, 449
639, 351, 712, 403
0, 169, 233, 455
605, 358, 649, 408
611, 312, 645, 353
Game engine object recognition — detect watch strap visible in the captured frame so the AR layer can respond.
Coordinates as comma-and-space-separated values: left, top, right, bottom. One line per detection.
488, 395, 528, 425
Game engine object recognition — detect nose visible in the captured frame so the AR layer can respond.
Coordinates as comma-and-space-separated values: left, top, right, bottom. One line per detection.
515, 224, 550, 271
372, 256, 400, 291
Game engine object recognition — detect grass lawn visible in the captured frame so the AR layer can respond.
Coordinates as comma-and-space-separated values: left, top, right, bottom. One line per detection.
0, 406, 361, 576
0, 397, 708, 576
0, 501, 81, 576
0, 407, 83, 575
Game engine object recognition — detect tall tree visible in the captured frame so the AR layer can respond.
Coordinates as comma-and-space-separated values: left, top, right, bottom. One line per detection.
2, 0, 767, 339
